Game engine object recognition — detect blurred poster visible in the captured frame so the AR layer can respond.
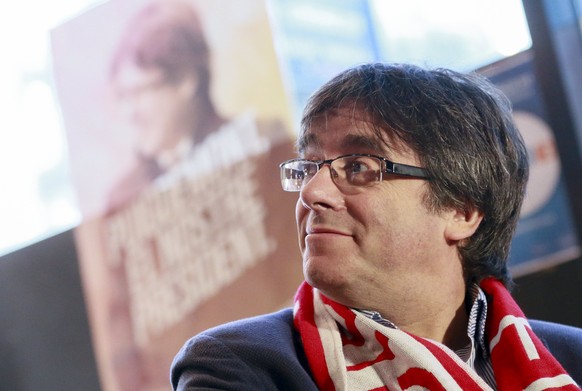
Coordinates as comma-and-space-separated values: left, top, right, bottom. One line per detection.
51, 1, 303, 390
480, 50, 580, 277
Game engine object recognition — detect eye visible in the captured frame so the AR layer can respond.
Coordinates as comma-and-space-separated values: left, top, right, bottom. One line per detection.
291, 168, 305, 180
340, 156, 381, 186
302, 162, 319, 178
285, 161, 313, 180
343, 156, 373, 174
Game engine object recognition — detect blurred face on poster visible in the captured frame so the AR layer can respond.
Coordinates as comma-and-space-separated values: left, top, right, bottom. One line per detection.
109, 0, 219, 168
113, 60, 198, 160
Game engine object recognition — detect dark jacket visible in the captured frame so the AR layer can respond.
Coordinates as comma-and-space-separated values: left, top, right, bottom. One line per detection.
171, 308, 582, 390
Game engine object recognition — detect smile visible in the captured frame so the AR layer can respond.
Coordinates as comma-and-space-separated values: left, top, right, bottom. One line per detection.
306, 226, 352, 237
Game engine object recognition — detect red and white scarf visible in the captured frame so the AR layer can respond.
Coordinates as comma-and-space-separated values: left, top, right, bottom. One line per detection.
293, 278, 580, 391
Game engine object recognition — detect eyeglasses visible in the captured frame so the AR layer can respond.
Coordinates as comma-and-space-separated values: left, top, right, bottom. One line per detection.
279, 153, 429, 192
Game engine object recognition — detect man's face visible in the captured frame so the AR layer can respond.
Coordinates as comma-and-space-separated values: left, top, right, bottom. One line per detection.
113, 61, 195, 159
295, 109, 454, 309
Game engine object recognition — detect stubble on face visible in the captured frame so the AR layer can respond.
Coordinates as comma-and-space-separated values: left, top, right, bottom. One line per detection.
296, 111, 460, 316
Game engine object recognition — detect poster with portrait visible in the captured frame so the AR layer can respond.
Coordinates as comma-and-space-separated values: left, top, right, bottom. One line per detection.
51, 0, 303, 390
480, 50, 581, 276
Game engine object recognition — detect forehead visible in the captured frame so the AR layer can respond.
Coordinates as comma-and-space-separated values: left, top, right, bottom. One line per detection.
300, 109, 374, 149
298, 108, 404, 156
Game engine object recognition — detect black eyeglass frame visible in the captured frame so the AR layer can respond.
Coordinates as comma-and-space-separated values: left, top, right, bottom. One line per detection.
279, 153, 429, 192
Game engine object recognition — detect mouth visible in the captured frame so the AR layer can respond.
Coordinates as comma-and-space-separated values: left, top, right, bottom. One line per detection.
306, 226, 351, 237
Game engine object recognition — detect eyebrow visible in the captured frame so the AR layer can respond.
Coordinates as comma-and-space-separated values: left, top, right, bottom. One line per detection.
297, 133, 317, 154
341, 134, 383, 152
297, 133, 385, 155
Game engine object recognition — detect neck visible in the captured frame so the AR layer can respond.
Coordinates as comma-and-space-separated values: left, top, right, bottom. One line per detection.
374, 290, 469, 351
361, 260, 469, 350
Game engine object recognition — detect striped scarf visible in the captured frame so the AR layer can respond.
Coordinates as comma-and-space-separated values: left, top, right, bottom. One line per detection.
293, 278, 580, 391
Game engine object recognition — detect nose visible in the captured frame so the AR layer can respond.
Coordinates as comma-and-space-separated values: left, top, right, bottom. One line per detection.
299, 164, 345, 211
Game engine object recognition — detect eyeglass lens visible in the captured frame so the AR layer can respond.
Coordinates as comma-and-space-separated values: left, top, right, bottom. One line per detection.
281, 155, 383, 192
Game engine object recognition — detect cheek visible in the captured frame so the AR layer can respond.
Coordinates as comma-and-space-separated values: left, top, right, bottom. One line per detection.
354, 192, 419, 250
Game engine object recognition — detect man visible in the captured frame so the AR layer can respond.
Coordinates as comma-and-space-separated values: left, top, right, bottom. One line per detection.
171, 63, 582, 390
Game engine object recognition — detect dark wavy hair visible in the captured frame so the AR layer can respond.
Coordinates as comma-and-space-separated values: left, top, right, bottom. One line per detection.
300, 63, 529, 287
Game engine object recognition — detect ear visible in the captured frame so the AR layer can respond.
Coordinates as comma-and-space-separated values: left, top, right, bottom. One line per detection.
444, 206, 483, 242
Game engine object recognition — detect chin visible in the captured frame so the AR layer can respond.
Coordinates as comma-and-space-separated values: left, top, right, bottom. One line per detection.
304, 258, 352, 297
